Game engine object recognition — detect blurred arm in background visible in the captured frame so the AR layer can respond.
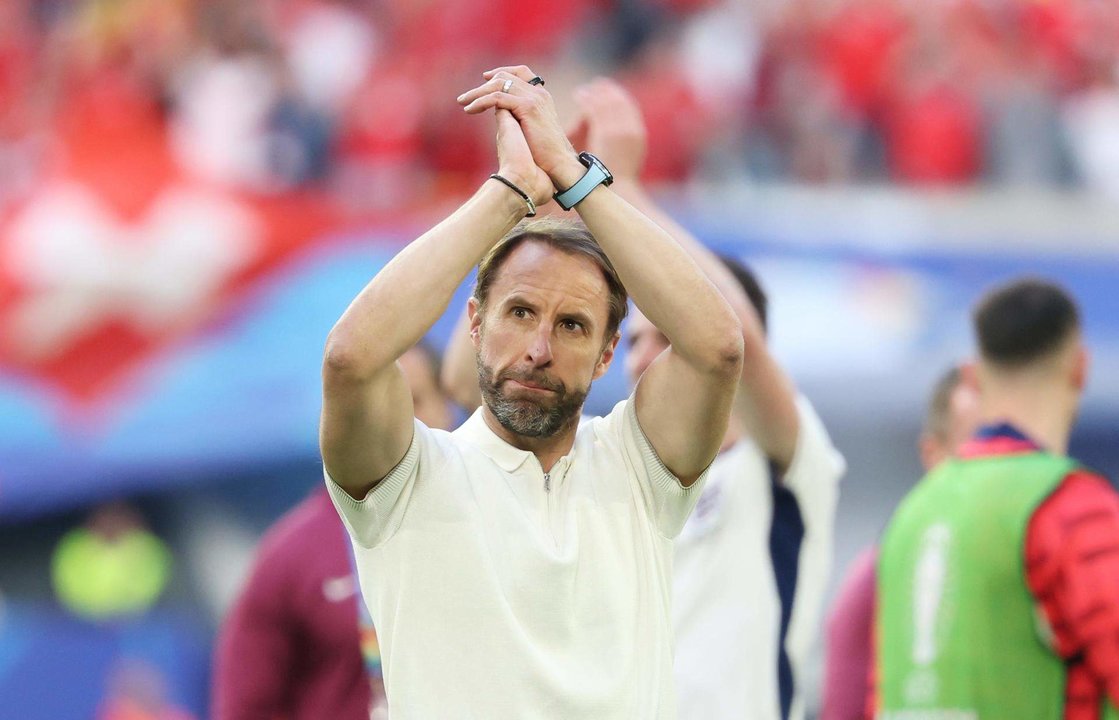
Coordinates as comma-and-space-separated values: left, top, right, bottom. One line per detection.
568, 77, 800, 471
440, 307, 483, 413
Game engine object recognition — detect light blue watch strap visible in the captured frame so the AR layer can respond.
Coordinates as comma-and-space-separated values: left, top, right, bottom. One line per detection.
554, 161, 610, 211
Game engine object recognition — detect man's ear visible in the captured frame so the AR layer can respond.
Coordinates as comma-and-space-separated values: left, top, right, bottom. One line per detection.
918, 432, 945, 473
593, 332, 621, 380
959, 359, 980, 394
1071, 344, 1089, 392
468, 297, 482, 349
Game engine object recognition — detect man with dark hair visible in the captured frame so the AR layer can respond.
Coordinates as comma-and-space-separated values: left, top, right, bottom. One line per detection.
716, 253, 769, 334
822, 365, 979, 720
319, 65, 743, 718
214, 344, 453, 720
566, 77, 845, 720
874, 277, 1119, 719
974, 277, 1082, 365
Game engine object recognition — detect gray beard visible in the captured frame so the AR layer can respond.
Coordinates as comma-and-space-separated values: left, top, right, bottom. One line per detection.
476, 355, 586, 438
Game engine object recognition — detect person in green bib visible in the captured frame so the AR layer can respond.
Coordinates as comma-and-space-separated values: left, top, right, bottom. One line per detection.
875, 277, 1119, 720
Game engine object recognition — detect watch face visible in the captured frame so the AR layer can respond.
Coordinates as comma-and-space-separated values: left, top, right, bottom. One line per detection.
555, 153, 613, 208
580, 152, 612, 183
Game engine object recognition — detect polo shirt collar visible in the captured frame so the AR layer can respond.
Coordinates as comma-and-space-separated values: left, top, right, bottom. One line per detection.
457, 408, 535, 472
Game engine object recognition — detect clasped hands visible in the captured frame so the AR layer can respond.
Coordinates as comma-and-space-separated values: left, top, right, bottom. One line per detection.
457, 64, 582, 212
458, 65, 650, 216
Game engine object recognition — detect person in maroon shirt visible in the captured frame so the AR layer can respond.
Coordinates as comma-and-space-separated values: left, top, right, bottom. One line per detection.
212, 344, 454, 720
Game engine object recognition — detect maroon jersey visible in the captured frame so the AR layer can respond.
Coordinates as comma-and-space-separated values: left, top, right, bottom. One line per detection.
213, 488, 376, 720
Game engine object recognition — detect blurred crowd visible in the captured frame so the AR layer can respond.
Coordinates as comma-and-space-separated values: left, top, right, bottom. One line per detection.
1, 0, 1118, 222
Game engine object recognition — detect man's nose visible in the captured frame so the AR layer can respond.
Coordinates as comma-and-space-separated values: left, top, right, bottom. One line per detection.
526, 323, 553, 366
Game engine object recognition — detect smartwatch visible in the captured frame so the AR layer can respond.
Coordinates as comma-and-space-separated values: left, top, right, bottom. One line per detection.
553, 152, 614, 211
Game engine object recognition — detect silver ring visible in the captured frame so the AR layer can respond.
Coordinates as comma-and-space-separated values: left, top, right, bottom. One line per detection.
501, 79, 513, 94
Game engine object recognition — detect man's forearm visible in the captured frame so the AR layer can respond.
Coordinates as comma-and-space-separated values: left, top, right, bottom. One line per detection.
610, 177, 800, 467
572, 184, 743, 371
609, 179, 762, 340
325, 182, 527, 377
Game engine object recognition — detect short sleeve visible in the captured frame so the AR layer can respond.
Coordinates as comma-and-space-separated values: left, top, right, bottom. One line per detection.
775, 397, 845, 687
781, 396, 845, 532
602, 396, 709, 539
324, 418, 433, 549
1026, 471, 1119, 707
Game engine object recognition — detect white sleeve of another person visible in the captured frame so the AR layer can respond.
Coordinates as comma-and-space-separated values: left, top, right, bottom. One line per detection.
782, 396, 845, 720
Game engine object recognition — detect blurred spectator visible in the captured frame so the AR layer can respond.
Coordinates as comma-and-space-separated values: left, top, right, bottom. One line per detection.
52, 502, 172, 621
0, 0, 46, 212
1064, 59, 1119, 201
50, 503, 172, 622
981, 48, 1071, 188
0, 0, 1117, 214
675, 2, 762, 177
213, 343, 453, 720
268, 0, 377, 188
97, 659, 197, 720
884, 79, 982, 185
880, 20, 983, 186
821, 366, 980, 720
621, 37, 714, 182
169, 3, 285, 191
748, 3, 862, 183
280, 1, 376, 118
818, 0, 906, 124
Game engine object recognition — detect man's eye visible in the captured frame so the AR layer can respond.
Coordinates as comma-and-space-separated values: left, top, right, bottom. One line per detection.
512, 307, 528, 318
562, 320, 583, 332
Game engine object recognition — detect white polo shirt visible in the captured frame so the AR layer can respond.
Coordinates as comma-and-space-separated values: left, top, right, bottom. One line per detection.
327, 396, 706, 719
673, 396, 845, 720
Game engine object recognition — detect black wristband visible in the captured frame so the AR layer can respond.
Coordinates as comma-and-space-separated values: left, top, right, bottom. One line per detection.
489, 174, 537, 217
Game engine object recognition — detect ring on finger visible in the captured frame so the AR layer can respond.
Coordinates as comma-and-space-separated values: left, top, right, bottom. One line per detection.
528, 76, 545, 86
501, 79, 513, 93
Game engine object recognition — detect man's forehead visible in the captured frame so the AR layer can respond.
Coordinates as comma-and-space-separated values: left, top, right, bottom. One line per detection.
490, 242, 609, 308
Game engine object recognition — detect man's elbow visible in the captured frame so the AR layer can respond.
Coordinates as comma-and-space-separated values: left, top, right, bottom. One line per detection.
322, 328, 377, 384
322, 335, 359, 380
706, 321, 745, 379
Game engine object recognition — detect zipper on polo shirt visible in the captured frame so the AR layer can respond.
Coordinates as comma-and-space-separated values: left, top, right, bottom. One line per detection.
544, 472, 551, 493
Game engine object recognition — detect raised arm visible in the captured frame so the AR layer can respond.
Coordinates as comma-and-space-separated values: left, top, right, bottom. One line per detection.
571, 78, 800, 471
440, 305, 483, 413
459, 66, 743, 484
321, 110, 552, 498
